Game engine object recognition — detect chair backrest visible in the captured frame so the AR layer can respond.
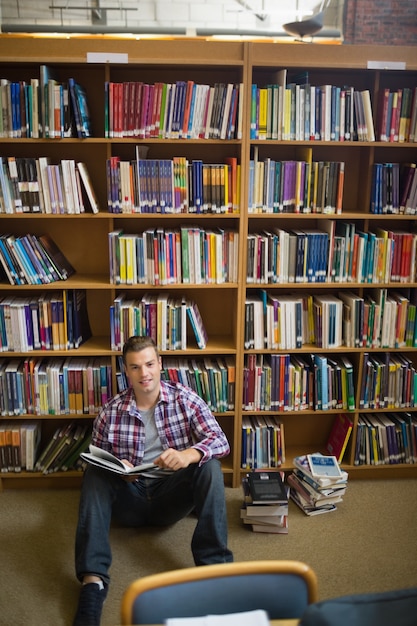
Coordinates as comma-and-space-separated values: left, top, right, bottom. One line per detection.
121, 560, 318, 625
299, 587, 417, 626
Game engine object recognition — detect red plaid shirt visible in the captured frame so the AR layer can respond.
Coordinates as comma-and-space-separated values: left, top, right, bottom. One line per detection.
92, 380, 230, 466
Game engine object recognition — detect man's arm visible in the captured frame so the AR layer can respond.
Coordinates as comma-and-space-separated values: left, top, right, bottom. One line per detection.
154, 447, 203, 471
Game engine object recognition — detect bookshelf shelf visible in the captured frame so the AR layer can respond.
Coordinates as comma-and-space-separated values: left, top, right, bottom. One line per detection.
0, 36, 416, 487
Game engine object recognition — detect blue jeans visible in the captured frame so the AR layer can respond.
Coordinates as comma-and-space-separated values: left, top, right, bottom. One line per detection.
75, 459, 233, 585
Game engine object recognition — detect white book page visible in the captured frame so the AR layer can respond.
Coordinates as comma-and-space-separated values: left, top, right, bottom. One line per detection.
166, 609, 270, 626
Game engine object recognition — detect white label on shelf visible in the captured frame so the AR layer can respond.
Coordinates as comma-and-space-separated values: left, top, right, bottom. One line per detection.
367, 60, 406, 70
86, 52, 129, 64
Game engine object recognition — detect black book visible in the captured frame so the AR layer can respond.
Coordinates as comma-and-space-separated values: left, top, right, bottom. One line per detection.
69, 289, 92, 349
37, 233, 75, 280
247, 471, 288, 505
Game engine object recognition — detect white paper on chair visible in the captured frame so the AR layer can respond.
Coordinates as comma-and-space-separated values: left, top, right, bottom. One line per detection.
165, 609, 270, 626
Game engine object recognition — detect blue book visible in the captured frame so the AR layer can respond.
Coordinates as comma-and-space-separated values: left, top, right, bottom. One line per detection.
250, 84, 258, 139
192, 160, 203, 213
11, 82, 22, 138
0, 236, 22, 284
171, 81, 185, 137
68, 77, 82, 138
20, 235, 49, 284
187, 83, 197, 138
186, 301, 208, 349
8, 235, 39, 284
74, 80, 92, 138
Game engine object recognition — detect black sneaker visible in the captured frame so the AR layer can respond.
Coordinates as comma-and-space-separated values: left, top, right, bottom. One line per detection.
73, 582, 108, 626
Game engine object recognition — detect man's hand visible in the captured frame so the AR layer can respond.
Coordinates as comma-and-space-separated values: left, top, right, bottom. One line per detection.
154, 448, 203, 471
120, 459, 137, 482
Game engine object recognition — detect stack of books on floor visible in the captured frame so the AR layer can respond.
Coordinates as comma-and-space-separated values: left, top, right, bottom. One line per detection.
288, 452, 348, 516
241, 470, 289, 533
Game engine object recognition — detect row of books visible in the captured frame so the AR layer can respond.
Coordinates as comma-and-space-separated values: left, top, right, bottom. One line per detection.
160, 356, 235, 413
359, 353, 417, 410
0, 351, 234, 418
251, 78, 375, 142
6, 70, 417, 145
245, 292, 340, 351
0, 69, 92, 139
1, 153, 415, 220
370, 162, 417, 215
110, 293, 208, 351
241, 416, 285, 469
0, 156, 99, 215
105, 80, 243, 140
248, 153, 344, 214
337, 289, 417, 350
107, 154, 240, 214
0, 290, 91, 353
241, 471, 289, 533
109, 227, 239, 286
0, 420, 91, 474
376, 87, 417, 144
289, 453, 348, 516
354, 412, 417, 466
245, 289, 417, 352
0, 356, 112, 417
0, 232, 75, 286
246, 224, 417, 285
243, 353, 355, 413
245, 292, 339, 350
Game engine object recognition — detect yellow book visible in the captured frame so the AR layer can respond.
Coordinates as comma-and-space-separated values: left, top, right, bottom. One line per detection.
258, 87, 268, 140
118, 234, 127, 284
225, 157, 237, 213
222, 164, 228, 212
124, 235, 135, 285
283, 88, 292, 140
376, 227, 389, 283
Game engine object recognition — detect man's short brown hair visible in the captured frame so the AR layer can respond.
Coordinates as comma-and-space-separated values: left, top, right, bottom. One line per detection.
122, 335, 159, 365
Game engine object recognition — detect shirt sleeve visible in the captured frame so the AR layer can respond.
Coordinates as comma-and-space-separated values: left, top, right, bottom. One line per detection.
91, 406, 111, 451
179, 387, 230, 464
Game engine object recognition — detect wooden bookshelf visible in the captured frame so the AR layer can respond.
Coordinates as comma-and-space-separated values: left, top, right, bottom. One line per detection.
243, 42, 417, 482
0, 36, 416, 490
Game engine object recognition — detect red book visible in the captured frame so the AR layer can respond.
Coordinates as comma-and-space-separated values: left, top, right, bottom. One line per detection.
181, 80, 194, 138
122, 81, 129, 137
377, 87, 391, 141
325, 413, 353, 462
139, 83, 150, 139
151, 82, 164, 138
133, 82, 143, 137
400, 232, 413, 282
389, 90, 402, 142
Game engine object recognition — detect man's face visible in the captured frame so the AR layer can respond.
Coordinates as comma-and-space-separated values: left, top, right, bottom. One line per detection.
124, 346, 162, 398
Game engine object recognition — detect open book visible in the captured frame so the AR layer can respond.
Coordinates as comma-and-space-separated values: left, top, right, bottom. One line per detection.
166, 609, 270, 626
80, 444, 161, 476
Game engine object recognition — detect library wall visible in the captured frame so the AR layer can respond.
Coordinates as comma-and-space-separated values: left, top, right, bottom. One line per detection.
343, 0, 417, 45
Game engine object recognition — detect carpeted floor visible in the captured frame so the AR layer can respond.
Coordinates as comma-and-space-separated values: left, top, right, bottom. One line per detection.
1, 479, 417, 626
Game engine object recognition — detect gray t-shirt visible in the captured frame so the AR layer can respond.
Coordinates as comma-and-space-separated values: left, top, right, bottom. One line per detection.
140, 406, 172, 477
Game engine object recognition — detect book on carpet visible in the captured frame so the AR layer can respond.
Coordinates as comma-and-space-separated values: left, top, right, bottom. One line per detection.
247, 470, 288, 504
80, 444, 161, 476
290, 452, 348, 516
241, 472, 289, 533
293, 453, 348, 486
307, 453, 343, 479
290, 489, 338, 516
